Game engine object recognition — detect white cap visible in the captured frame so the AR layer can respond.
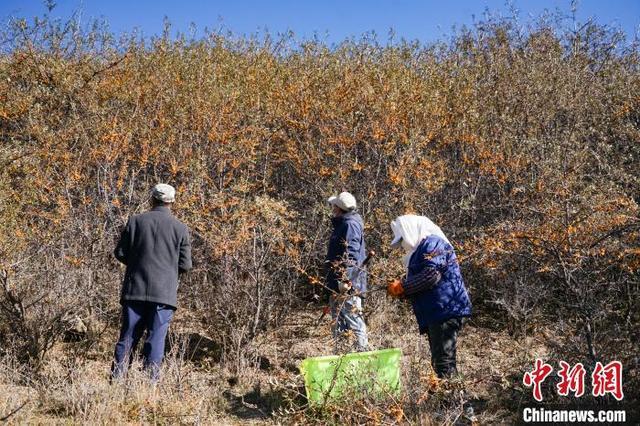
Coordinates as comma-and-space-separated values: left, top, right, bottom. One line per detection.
151, 183, 176, 203
327, 191, 357, 211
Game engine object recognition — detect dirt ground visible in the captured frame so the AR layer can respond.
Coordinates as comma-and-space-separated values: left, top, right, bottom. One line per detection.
0, 304, 551, 424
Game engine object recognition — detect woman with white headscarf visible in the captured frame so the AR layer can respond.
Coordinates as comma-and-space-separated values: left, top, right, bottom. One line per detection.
388, 215, 471, 378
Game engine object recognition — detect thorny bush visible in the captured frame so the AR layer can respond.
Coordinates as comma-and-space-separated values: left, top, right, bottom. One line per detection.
0, 5, 638, 402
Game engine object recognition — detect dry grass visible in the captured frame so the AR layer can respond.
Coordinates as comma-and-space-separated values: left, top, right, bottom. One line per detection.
1, 302, 548, 425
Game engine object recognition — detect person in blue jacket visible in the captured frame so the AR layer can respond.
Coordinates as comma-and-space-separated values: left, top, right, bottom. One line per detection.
325, 191, 368, 352
389, 215, 471, 378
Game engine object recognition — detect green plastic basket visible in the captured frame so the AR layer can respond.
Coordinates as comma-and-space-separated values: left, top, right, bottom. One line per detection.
299, 348, 402, 405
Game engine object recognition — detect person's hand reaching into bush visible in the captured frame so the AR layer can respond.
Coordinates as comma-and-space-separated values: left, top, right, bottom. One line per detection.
387, 278, 404, 298
339, 280, 352, 293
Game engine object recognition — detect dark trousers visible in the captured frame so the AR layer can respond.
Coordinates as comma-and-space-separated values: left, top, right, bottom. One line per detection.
111, 301, 175, 381
426, 317, 464, 378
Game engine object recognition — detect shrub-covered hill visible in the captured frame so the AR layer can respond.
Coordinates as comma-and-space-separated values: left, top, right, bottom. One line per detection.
0, 7, 638, 423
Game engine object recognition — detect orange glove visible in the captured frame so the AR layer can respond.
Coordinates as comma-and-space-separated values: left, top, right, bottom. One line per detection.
387, 279, 405, 297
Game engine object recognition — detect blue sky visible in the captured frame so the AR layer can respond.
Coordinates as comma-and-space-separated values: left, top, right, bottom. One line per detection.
2, 1, 639, 44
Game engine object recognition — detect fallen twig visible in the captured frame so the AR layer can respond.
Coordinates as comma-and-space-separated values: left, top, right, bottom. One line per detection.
0, 400, 30, 422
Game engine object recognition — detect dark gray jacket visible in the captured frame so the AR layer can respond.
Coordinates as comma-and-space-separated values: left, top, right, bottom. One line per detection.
114, 206, 192, 308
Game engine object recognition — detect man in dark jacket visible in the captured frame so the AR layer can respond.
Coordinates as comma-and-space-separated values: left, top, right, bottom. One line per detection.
325, 191, 368, 352
111, 183, 192, 381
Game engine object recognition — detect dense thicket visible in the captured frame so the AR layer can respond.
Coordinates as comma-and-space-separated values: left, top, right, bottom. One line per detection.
1, 8, 638, 396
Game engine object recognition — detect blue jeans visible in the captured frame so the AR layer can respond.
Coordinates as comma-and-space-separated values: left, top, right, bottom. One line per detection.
330, 295, 368, 352
111, 301, 175, 381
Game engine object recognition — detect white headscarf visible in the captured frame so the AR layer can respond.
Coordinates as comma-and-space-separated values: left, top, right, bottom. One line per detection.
390, 215, 451, 267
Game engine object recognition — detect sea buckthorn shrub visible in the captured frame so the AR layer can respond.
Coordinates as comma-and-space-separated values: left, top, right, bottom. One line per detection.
0, 10, 638, 378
